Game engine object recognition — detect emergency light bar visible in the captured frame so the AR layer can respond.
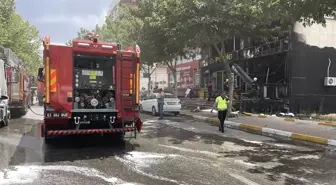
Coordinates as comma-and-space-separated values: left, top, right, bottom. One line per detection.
77, 43, 90, 47
102, 45, 113, 49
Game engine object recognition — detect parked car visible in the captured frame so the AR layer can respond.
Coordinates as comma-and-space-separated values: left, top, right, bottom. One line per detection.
140, 93, 181, 116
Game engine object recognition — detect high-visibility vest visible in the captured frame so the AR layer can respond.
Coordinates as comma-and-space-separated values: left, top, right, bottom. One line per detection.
216, 96, 227, 110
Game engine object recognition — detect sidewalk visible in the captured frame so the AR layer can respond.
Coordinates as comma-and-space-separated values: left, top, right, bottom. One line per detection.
181, 110, 336, 146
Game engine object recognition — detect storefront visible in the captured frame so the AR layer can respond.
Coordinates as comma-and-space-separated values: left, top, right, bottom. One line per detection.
167, 60, 200, 88
200, 57, 232, 91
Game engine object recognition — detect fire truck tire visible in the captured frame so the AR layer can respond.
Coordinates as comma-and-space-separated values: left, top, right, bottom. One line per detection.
44, 136, 51, 145
20, 106, 28, 116
152, 106, 157, 116
3, 114, 9, 126
44, 127, 52, 144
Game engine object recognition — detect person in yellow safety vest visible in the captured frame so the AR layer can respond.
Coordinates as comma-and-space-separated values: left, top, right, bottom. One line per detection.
211, 92, 228, 133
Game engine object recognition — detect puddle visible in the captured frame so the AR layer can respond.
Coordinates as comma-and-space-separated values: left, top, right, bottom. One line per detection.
220, 141, 256, 152
234, 159, 258, 168
122, 151, 179, 167
115, 151, 189, 185
158, 144, 220, 157
290, 155, 320, 160
0, 165, 140, 185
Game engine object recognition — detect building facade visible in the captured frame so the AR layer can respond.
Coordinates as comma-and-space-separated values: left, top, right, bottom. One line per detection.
108, 0, 137, 20
167, 60, 200, 89
200, 17, 336, 113
140, 65, 168, 90
289, 17, 336, 113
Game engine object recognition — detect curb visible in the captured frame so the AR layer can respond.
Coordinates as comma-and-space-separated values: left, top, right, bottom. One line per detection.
318, 122, 336, 127
243, 112, 253, 116
243, 112, 336, 128
284, 117, 296, 122
244, 112, 268, 118
181, 113, 336, 147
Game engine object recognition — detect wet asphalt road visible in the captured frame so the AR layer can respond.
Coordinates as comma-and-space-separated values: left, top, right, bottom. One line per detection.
0, 106, 336, 185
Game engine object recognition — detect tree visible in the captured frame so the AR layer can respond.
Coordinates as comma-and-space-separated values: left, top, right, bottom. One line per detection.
0, 0, 15, 46
1, 5, 42, 75
149, 0, 294, 113
129, 0, 193, 95
253, 0, 336, 26
65, 27, 92, 46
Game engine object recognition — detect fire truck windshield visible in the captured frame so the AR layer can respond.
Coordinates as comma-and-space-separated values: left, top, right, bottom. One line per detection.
11, 72, 19, 83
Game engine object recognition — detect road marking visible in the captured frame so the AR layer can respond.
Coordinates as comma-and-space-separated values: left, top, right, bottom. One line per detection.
229, 173, 260, 185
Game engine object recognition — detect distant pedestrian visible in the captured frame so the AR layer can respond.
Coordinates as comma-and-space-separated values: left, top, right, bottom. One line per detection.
207, 80, 212, 101
157, 88, 165, 119
210, 92, 228, 133
223, 79, 229, 94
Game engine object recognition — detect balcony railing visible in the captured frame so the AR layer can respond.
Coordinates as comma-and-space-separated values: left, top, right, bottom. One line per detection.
201, 38, 292, 67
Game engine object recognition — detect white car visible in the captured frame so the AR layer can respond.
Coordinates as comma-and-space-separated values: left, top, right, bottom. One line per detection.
140, 93, 181, 116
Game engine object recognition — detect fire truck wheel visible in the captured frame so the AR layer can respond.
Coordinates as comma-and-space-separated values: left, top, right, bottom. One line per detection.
21, 106, 28, 116
152, 106, 157, 116
3, 115, 9, 126
44, 127, 52, 144
44, 136, 51, 144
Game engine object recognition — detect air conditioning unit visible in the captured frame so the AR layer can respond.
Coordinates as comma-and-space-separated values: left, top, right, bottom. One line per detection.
324, 77, 336, 86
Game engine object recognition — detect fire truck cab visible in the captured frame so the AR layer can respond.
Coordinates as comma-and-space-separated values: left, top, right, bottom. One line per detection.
0, 58, 10, 127
37, 35, 143, 142
0, 46, 33, 118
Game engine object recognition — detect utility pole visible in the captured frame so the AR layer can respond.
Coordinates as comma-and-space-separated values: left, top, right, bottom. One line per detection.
228, 72, 234, 115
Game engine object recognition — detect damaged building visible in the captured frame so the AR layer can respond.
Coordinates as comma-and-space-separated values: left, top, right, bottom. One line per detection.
200, 16, 336, 114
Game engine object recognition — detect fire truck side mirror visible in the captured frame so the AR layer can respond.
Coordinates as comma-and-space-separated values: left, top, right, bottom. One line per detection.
37, 67, 44, 83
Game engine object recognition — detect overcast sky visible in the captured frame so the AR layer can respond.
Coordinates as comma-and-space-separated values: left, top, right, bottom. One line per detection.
16, 0, 112, 45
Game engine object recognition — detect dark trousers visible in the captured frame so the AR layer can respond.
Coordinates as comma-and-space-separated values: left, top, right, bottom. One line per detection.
158, 102, 164, 118
218, 110, 227, 131
207, 88, 212, 101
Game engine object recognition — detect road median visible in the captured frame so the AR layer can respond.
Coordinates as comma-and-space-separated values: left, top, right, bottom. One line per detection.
181, 111, 336, 147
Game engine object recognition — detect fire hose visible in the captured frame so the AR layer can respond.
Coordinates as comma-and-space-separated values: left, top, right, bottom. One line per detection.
29, 106, 44, 116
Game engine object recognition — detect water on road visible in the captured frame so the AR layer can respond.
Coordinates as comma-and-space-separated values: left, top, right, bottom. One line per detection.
0, 106, 335, 185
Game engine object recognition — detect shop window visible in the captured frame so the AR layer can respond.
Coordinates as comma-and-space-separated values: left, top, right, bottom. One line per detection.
216, 71, 223, 91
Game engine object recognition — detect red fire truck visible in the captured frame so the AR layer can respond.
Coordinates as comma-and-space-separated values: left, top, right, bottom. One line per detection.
37, 34, 143, 143
36, 81, 44, 106
0, 47, 32, 117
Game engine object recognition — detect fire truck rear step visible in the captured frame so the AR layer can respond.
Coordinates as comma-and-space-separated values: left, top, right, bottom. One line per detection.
72, 109, 118, 113
47, 128, 134, 136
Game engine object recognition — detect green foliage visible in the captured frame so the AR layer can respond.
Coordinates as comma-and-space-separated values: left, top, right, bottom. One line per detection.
0, 0, 15, 46
0, 1, 42, 75
258, 0, 336, 26
65, 27, 92, 46
72, 0, 335, 94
